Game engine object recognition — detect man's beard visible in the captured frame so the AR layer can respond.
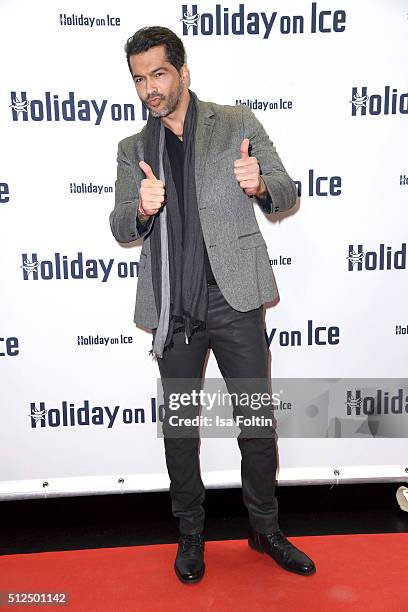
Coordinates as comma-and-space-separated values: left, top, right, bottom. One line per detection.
147, 78, 185, 118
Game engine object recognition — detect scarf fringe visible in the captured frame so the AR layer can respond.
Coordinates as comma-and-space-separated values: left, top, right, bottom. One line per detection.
148, 348, 158, 361
148, 319, 206, 360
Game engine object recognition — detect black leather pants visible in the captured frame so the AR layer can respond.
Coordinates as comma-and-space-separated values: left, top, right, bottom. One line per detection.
154, 283, 279, 535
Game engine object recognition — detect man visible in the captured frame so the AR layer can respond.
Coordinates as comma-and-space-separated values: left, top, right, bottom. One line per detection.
109, 26, 316, 584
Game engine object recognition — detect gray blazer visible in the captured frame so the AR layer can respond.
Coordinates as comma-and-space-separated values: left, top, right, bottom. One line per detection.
109, 95, 297, 330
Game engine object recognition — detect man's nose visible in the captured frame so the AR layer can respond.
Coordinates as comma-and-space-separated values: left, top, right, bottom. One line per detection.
145, 77, 158, 97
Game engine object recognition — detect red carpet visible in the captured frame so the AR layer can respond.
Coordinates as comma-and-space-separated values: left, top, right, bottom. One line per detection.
1, 533, 407, 611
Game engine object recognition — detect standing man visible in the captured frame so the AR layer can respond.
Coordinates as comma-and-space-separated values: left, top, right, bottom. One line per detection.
109, 26, 316, 584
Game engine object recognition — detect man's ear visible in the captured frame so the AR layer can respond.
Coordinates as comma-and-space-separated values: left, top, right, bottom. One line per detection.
181, 65, 189, 84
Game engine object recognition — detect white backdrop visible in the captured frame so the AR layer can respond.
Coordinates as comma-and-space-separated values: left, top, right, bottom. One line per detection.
1, 0, 407, 499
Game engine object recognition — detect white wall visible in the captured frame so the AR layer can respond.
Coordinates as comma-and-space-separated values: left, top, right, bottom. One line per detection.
0, 0, 407, 499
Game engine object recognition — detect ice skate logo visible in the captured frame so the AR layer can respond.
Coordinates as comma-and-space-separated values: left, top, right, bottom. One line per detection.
345, 391, 362, 415
9, 95, 29, 117
30, 404, 47, 423
346, 249, 364, 268
350, 90, 367, 112
180, 8, 200, 30
21, 257, 40, 276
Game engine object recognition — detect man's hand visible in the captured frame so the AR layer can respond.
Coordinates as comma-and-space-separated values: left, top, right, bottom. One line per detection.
138, 160, 165, 219
233, 138, 267, 199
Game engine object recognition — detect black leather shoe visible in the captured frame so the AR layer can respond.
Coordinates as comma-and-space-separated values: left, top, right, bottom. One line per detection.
248, 524, 316, 575
174, 532, 205, 584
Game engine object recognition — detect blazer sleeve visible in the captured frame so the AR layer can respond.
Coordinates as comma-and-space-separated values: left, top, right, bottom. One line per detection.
240, 104, 297, 214
109, 139, 154, 243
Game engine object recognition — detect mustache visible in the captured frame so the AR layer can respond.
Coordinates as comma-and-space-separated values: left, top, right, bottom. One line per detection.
146, 93, 165, 101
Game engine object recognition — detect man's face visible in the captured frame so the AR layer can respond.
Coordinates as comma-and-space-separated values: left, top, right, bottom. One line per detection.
129, 45, 187, 118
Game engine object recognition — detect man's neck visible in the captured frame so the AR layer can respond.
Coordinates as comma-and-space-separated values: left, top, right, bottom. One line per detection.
160, 89, 191, 140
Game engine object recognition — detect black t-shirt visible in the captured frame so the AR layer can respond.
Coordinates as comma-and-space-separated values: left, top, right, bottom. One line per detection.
164, 126, 217, 285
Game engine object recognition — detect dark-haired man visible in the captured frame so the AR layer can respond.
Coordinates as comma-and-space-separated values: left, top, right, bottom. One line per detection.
109, 26, 316, 584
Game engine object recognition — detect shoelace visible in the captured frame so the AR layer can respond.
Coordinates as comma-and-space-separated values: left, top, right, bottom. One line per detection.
265, 530, 294, 552
180, 534, 204, 557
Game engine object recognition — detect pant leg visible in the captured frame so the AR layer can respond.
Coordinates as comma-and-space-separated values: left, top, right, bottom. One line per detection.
154, 327, 209, 535
207, 284, 280, 533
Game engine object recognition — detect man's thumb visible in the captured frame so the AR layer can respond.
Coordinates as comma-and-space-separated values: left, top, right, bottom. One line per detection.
139, 160, 157, 180
240, 138, 250, 160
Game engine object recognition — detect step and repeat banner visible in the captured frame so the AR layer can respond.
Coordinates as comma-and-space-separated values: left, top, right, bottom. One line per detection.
1, 0, 407, 499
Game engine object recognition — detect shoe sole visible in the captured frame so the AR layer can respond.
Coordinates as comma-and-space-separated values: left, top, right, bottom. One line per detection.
248, 537, 316, 576
174, 562, 205, 584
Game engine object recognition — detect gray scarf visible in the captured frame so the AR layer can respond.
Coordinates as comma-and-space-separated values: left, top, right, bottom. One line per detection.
143, 90, 208, 359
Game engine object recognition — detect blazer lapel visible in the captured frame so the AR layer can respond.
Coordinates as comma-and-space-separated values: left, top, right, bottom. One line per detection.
194, 98, 215, 204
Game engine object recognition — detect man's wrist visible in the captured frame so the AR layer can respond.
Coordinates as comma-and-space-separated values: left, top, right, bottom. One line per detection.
137, 199, 150, 222
254, 176, 268, 200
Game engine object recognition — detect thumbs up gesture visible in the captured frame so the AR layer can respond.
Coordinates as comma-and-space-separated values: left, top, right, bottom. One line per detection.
138, 160, 165, 218
234, 138, 266, 198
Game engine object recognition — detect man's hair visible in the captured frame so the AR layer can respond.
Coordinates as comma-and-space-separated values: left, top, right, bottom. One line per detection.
124, 26, 186, 75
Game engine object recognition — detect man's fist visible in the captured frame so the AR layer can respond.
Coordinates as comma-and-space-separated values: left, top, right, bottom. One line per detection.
138, 160, 165, 218
233, 138, 266, 198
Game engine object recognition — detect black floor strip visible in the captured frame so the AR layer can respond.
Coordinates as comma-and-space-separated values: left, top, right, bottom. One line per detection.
1, 483, 407, 556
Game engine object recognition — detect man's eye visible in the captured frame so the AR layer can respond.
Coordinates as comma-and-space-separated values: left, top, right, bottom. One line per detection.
135, 78, 142, 84
155, 73, 163, 78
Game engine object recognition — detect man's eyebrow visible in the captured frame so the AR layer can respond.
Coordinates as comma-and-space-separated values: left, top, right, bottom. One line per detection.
132, 66, 168, 80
